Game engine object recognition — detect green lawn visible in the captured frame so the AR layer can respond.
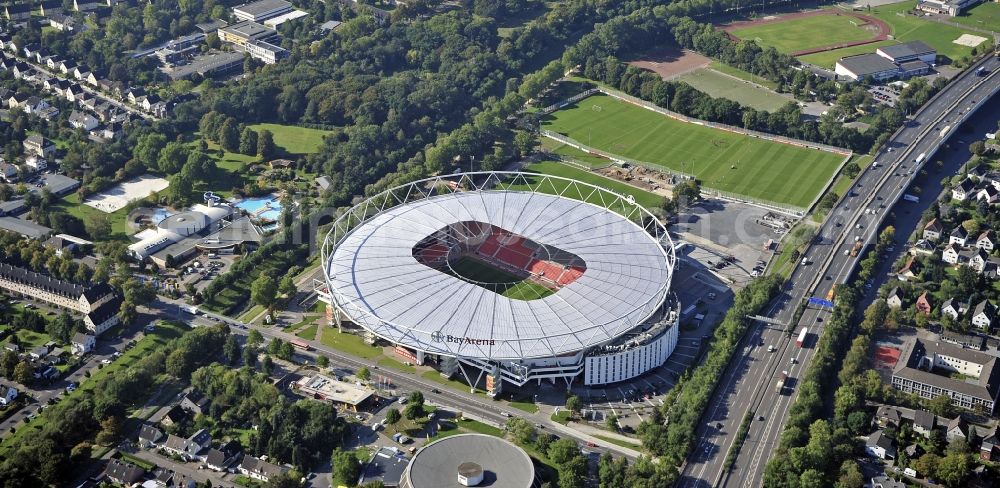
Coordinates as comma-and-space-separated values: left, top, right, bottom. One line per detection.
798, 2, 989, 67
551, 410, 572, 425
377, 356, 417, 373
248, 123, 333, 155
540, 138, 615, 168
296, 324, 318, 340
1, 329, 52, 350
511, 161, 665, 210
53, 193, 130, 240
541, 93, 844, 207
813, 154, 874, 222
675, 68, 791, 112
709, 61, 780, 90
730, 11, 875, 53
446, 256, 554, 300
509, 399, 539, 414
319, 328, 381, 359
949, 2, 1000, 29
593, 434, 642, 449
420, 370, 487, 396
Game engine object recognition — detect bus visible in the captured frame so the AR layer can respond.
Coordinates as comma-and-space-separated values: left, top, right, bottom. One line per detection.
826, 285, 837, 302
290, 339, 312, 351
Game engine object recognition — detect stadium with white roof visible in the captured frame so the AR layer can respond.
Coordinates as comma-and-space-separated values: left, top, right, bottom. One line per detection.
321, 172, 679, 394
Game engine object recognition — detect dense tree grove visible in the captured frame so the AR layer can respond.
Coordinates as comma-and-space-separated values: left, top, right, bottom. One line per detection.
191, 364, 345, 472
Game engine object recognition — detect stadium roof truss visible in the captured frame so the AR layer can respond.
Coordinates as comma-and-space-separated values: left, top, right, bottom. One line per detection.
321, 171, 675, 360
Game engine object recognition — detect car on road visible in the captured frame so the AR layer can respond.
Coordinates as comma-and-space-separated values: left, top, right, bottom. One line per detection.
501, 412, 512, 417
758, 415, 765, 421
431, 388, 441, 394
767, 345, 776, 352
790, 358, 797, 364
100, 359, 111, 365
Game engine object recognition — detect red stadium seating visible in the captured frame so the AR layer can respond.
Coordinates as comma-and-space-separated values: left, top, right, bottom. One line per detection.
495, 246, 533, 269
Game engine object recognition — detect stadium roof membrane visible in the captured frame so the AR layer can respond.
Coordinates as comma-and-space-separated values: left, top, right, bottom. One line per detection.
325, 174, 673, 360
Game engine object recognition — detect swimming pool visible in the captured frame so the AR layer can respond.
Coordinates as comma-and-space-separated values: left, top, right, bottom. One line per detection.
234, 195, 282, 219
151, 208, 173, 225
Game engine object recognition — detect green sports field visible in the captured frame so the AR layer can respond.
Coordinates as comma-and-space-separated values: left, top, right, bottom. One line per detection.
541, 93, 845, 208
675, 68, 790, 112
447, 257, 554, 300
798, 2, 987, 68
729, 12, 875, 54
951, 2, 1000, 29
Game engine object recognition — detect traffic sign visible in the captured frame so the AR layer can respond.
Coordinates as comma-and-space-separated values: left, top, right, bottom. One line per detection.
808, 297, 834, 308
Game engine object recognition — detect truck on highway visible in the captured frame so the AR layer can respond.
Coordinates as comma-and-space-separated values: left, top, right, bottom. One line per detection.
939, 126, 951, 138
776, 370, 788, 394
849, 239, 864, 257
796, 328, 808, 348
826, 285, 837, 302
182, 305, 199, 315
903, 194, 920, 203
914, 153, 926, 165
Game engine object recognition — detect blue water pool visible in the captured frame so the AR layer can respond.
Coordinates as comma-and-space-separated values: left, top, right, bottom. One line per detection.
151, 208, 173, 224
234, 195, 282, 219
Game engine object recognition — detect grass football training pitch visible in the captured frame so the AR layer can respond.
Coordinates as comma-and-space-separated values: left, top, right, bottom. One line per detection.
729, 13, 875, 54
541, 94, 844, 208
448, 257, 554, 300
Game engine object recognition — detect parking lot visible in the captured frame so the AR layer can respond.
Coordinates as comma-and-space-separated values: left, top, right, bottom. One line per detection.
564, 254, 736, 432
869, 84, 899, 106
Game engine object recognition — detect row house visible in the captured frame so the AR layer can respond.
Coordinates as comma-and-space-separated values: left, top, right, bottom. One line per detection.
923, 218, 944, 241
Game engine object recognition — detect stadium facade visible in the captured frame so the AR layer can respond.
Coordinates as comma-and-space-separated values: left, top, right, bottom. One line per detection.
320, 172, 679, 395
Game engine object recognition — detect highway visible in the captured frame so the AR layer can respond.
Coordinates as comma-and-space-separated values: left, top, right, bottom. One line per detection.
679, 53, 1000, 488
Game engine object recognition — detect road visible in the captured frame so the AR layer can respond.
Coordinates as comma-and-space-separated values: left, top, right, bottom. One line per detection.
680, 54, 1000, 488
152, 297, 641, 461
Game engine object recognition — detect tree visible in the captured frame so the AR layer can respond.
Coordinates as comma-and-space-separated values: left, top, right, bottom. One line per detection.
247, 329, 264, 349
239, 127, 259, 156
513, 130, 537, 157
95, 416, 123, 446
385, 408, 401, 425
13, 361, 32, 385
969, 140, 986, 156
672, 179, 700, 209
251, 274, 278, 309
357, 366, 371, 381
258, 129, 276, 159
279, 275, 296, 298
565, 395, 582, 417
606, 414, 619, 431
506, 418, 536, 445
928, 394, 954, 418
332, 449, 361, 487
219, 118, 240, 153
84, 213, 112, 239
223, 335, 241, 364
404, 401, 424, 420
316, 355, 329, 368
914, 453, 940, 479
935, 453, 970, 487
834, 460, 864, 488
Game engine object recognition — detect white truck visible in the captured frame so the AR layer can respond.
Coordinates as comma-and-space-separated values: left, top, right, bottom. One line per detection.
902, 194, 919, 203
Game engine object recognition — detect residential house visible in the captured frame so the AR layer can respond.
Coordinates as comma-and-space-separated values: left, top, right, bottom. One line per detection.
979, 186, 1000, 205
29, 344, 50, 360
875, 405, 901, 428
65, 84, 86, 102
977, 230, 997, 252
982, 430, 1000, 461
71, 332, 95, 355
4, 4, 31, 21
162, 434, 188, 457
180, 390, 210, 416
48, 13, 76, 32
969, 248, 993, 273
943, 244, 962, 265
972, 300, 995, 330
205, 440, 241, 471
923, 218, 944, 241
23, 136, 56, 159
915, 292, 932, 315
0, 161, 17, 183
46, 57, 61, 70
185, 429, 212, 458
239, 455, 289, 483
0, 383, 17, 406
904, 443, 924, 458
950, 227, 969, 247
946, 416, 968, 442
913, 410, 936, 438
887, 287, 904, 309
58, 60, 77, 75
103, 459, 145, 486
898, 258, 921, 281
11, 62, 31, 80
159, 405, 186, 427
68, 111, 99, 131
942, 298, 963, 320
871, 477, 906, 488
85, 72, 99, 87
125, 88, 145, 104
865, 430, 896, 459
137, 423, 164, 448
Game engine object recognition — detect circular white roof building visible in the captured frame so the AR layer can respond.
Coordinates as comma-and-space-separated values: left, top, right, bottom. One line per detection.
322, 172, 674, 362
399, 434, 535, 488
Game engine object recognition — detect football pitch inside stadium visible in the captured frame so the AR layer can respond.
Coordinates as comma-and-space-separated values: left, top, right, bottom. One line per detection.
447, 256, 554, 300
540, 93, 845, 208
